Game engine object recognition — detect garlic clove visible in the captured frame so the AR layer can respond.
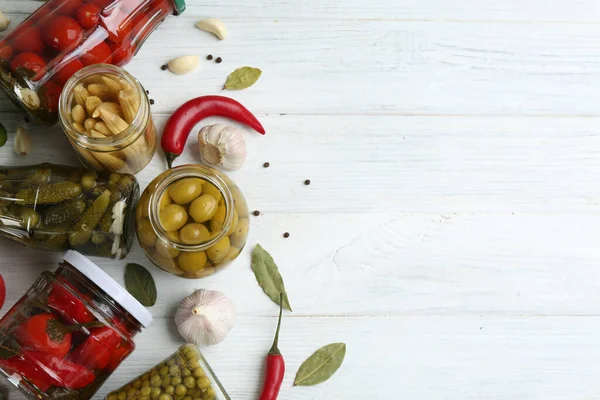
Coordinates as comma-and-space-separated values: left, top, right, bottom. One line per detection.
168, 55, 200, 75
0, 10, 11, 32
20, 88, 40, 110
175, 289, 235, 348
195, 18, 228, 40
14, 127, 32, 156
198, 124, 247, 171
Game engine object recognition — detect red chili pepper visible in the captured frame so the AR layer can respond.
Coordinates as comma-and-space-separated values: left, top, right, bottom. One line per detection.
47, 280, 94, 324
259, 296, 285, 400
0, 356, 52, 392
16, 313, 75, 358
161, 95, 266, 168
23, 350, 95, 390
69, 325, 121, 370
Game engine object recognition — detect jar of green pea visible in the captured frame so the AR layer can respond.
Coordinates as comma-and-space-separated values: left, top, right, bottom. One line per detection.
106, 344, 230, 400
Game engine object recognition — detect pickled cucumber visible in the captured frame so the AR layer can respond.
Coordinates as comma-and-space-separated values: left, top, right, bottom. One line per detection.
69, 189, 111, 246
43, 199, 87, 226
16, 181, 83, 205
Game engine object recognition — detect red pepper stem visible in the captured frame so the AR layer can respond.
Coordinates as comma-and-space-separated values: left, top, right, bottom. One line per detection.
268, 294, 284, 356
165, 152, 177, 169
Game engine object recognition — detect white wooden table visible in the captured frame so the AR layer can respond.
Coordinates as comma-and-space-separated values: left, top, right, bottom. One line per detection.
2, 1, 600, 398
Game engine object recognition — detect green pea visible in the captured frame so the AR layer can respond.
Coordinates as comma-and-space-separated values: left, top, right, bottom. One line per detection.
151, 375, 162, 385
133, 380, 142, 388
117, 391, 127, 400
183, 376, 196, 389
140, 396, 150, 400
127, 388, 138, 397
192, 398, 202, 400
160, 365, 170, 375
141, 387, 152, 396
175, 385, 187, 396
158, 394, 172, 400
151, 388, 162, 399
171, 377, 182, 386
193, 368, 204, 378
169, 365, 181, 376
165, 386, 175, 395
183, 397, 192, 400
162, 377, 171, 388
175, 355, 185, 366
188, 360, 200, 370
167, 358, 176, 366
197, 377, 210, 390
108, 394, 118, 400
182, 368, 191, 377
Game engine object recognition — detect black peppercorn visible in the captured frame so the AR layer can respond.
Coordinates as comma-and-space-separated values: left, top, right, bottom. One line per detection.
207, 55, 213, 60
146, 90, 150, 94
263, 162, 270, 168
160, 64, 168, 71
283, 232, 290, 238
150, 99, 155, 105
24, 116, 30, 123
304, 179, 311, 185
215, 57, 222, 64
253, 210, 261, 216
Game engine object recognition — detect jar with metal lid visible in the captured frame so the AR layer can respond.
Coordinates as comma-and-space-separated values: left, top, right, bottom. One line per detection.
59, 64, 157, 174
106, 344, 230, 400
0, 250, 153, 400
0, 163, 139, 259
136, 165, 249, 279
0, 0, 185, 124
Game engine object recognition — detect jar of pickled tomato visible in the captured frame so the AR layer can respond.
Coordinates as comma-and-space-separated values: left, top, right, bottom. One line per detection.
0, 0, 186, 124
0, 250, 152, 400
136, 165, 250, 279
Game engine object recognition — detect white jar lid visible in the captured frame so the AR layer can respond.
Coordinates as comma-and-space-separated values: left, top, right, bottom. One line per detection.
63, 250, 153, 328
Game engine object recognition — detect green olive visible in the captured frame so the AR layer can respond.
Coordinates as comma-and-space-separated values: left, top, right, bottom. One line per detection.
158, 395, 172, 400
165, 386, 175, 395
19, 207, 40, 228
160, 204, 189, 232
175, 385, 187, 396
197, 376, 210, 390
209, 206, 226, 232
179, 223, 210, 245
81, 172, 97, 192
189, 195, 218, 223
207, 236, 230, 263
138, 218, 158, 248
159, 192, 172, 210
169, 178, 204, 205
230, 218, 249, 247
151, 388, 162, 399
227, 246, 242, 261
192, 367, 205, 378
156, 231, 181, 259
183, 376, 196, 389
202, 182, 222, 204
177, 251, 208, 273
227, 207, 239, 236
138, 192, 151, 219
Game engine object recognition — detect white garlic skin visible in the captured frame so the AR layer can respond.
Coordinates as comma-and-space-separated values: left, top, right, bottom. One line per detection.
198, 124, 247, 171
175, 289, 236, 348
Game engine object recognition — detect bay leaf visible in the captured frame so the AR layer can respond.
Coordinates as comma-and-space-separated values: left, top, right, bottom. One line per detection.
0, 333, 20, 360
251, 244, 292, 311
223, 67, 262, 90
125, 263, 157, 307
294, 343, 347, 386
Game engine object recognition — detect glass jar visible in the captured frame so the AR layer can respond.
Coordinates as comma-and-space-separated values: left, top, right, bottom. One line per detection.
59, 64, 157, 174
0, 163, 139, 259
0, 0, 185, 124
0, 250, 152, 400
106, 344, 230, 400
136, 165, 249, 279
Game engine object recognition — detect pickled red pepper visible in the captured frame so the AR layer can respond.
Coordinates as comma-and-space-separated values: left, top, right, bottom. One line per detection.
161, 95, 265, 168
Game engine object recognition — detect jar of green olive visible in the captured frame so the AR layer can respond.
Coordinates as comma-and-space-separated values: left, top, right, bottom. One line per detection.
136, 165, 249, 278
106, 344, 230, 400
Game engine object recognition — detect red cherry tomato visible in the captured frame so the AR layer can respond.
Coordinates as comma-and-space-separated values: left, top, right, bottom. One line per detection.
11, 53, 47, 80
11, 25, 44, 53
41, 81, 62, 113
52, 57, 84, 86
43, 16, 84, 52
0, 274, 5, 311
0, 44, 13, 61
56, 0, 83, 16
81, 40, 112, 66
75, 3, 101, 29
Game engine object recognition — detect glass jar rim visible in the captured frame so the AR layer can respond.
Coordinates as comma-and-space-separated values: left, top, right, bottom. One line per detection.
58, 64, 149, 151
148, 165, 234, 252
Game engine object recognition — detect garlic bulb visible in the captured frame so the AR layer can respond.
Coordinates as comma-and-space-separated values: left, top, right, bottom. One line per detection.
198, 124, 247, 171
175, 289, 235, 348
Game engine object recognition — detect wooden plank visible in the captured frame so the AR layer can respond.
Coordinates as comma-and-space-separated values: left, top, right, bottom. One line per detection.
0, 113, 599, 213
2, 211, 600, 318
6, 316, 600, 399
3, 0, 600, 22
1, 15, 600, 115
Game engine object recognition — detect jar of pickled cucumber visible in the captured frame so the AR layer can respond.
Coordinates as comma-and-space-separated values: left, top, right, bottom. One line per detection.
106, 344, 230, 400
0, 163, 139, 259
136, 165, 249, 279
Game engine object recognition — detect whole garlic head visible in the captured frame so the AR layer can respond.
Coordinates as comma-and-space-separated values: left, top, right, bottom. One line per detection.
175, 289, 235, 348
198, 124, 247, 171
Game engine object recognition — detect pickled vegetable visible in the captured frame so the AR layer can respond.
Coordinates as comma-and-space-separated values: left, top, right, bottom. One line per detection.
16, 181, 83, 205
43, 199, 87, 226
69, 190, 111, 246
